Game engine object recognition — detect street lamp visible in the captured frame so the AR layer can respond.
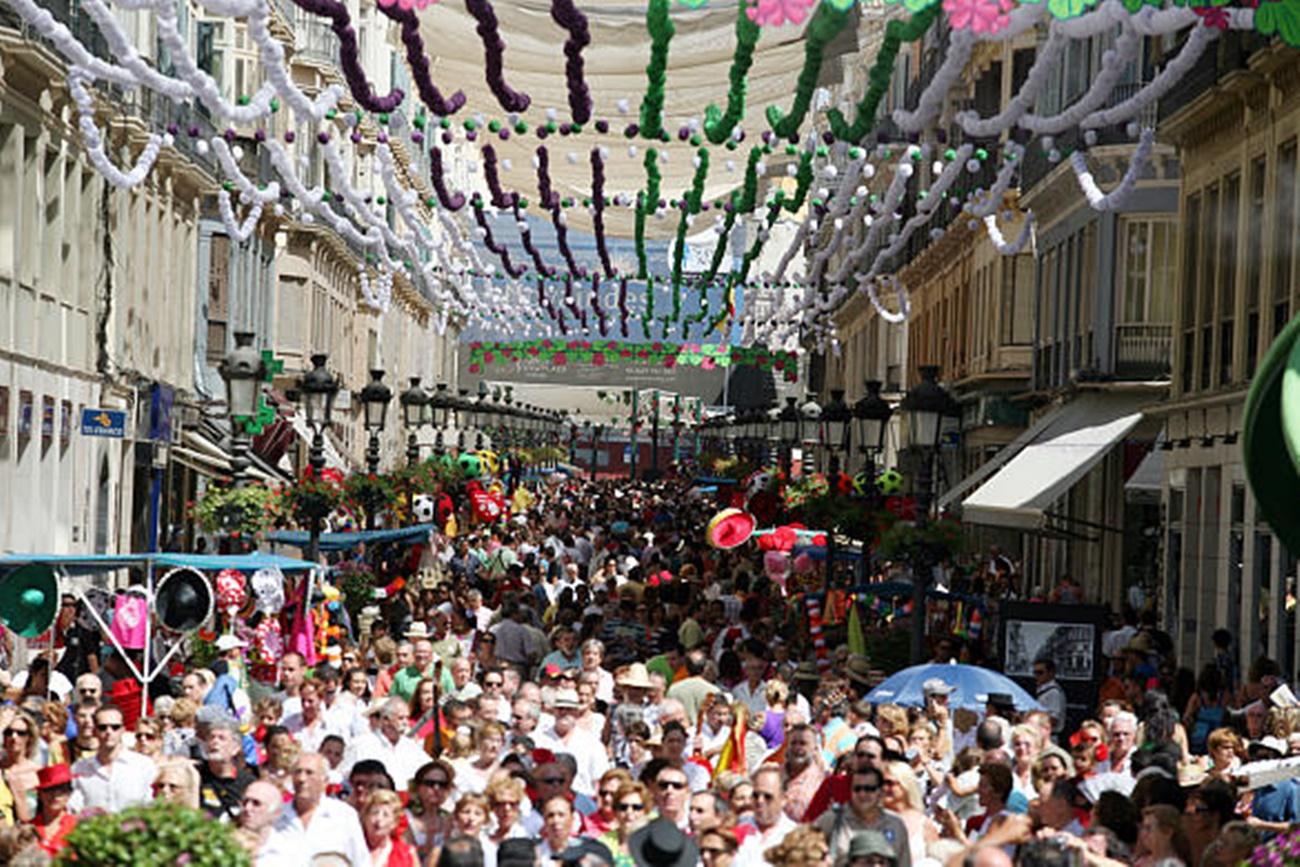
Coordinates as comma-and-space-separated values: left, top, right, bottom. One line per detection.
297, 354, 340, 567
400, 377, 429, 466
800, 394, 823, 476
853, 380, 893, 477
778, 397, 800, 475
359, 369, 392, 475
823, 390, 852, 487
900, 365, 955, 663
429, 383, 452, 455
592, 423, 605, 480
219, 332, 266, 487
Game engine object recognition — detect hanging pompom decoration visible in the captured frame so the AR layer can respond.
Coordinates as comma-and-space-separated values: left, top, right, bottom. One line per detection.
215, 569, 248, 612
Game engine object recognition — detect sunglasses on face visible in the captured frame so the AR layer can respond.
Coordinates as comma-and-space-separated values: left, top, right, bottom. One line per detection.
656, 779, 687, 790
96, 723, 123, 732
616, 802, 644, 812
853, 784, 881, 793
4, 728, 28, 738
539, 776, 567, 785
420, 778, 450, 788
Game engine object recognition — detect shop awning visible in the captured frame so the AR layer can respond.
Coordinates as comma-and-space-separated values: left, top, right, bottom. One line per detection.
177, 430, 283, 484
285, 414, 351, 474
959, 393, 1151, 530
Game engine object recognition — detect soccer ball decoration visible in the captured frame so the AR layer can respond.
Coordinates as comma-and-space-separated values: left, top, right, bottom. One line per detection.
851, 471, 872, 496
458, 453, 483, 478
876, 468, 904, 496
412, 495, 436, 524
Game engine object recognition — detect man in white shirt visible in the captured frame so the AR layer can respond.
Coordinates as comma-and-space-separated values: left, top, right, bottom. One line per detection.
282, 681, 341, 753
1097, 711, 1137, 779
260, 753, 368, 866
735, 765, 798, 867
533, 689, 608, 797
465, 589, 494, 632
70, 705, 155, 813
340, 696, 428, 792
276, 651, 307, 721
1032, 658, 1067, 740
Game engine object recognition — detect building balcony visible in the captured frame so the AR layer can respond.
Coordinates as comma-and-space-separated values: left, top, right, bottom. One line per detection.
1158, 30, 1268, 125
1114, 323, 1172, 379
0, 0, 111, 62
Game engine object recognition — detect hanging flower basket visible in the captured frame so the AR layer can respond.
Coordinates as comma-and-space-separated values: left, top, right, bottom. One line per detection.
191, 482, 278, 537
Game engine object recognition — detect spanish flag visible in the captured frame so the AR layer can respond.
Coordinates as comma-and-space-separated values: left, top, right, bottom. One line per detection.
712, 704, 748, 780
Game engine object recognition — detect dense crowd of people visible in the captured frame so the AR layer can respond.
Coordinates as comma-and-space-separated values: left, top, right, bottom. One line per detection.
0, 475, 1295, 866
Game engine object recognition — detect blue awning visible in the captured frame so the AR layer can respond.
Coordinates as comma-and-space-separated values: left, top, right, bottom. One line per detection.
0, 552, 315, 575
264, 524, 434, 553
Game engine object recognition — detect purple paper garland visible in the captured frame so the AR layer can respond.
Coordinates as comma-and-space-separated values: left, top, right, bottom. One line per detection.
291, 0, 405, 112
472, 201, 526, 279
465, 0, 531, 113
428, 148, 466, 211
590, 148, 616, 279
481, 145, 516, 210
550, 0, 593, 125
515, 203, 555, 277
534, 147, 586, 278
618, 277, 630, 338
379, 4, 466, 116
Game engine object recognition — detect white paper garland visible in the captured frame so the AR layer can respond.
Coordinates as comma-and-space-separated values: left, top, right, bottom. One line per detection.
1069, 127, 1155, 212
984, 212, 1035, 254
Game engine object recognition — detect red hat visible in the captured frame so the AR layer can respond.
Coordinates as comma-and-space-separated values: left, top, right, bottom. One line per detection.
37, 764, 72, 790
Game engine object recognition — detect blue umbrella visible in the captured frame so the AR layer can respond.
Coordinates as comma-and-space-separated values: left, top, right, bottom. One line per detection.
864, 663, 1042, 712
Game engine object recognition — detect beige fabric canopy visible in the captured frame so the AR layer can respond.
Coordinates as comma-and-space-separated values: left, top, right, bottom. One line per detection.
414, 0, 870, 239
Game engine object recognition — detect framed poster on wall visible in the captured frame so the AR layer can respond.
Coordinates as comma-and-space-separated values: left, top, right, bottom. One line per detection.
999, 602, 1109, 734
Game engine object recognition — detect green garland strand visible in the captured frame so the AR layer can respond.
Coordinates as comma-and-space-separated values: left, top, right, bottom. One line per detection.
642, 275, 657, 335
708, 192, 785, 334
737, 146, 763, 213
784, 151, 815, 213
765, 4, 851, 139
704, 5, 761, 145
670, 148, 712, 320
826, 6, 939, 142
639, 0, 674, 141
635, 147, 662, 279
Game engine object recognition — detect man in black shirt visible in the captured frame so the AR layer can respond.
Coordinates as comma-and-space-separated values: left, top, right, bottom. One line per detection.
195, 706, 257, 821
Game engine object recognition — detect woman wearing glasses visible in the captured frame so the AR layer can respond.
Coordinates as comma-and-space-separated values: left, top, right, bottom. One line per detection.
597, 781, 650, 867
697, 827, 740, 867
0, 707, 41, 822
485, 773, 529, 844
814, 767, 912, 867
405, 759, 456, 862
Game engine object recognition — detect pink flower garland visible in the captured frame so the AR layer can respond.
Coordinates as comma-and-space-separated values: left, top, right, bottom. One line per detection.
746, 0, 817, 27
942, 0, 1014, 34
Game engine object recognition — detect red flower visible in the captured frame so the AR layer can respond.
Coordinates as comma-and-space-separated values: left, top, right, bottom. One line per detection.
552, 352, 568, 366
1192, 5, 1230, 28
664, 357, 677, 368
484, 351, 496, 364
620, 349, 632, 358
652, 341, 664, 351
606, 341, 619, 350
528, 346, 540, 356
567, 340, 580, 350
637, 350, 649, 359
468, 363, 481, 374
542, 339, 554, 348
581, 340, 592, 349
774, 359, 785, 371
592, 352, 606, 366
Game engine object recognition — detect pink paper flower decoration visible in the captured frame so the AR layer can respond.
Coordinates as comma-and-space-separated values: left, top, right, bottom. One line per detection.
746, 0, 817, 27
943, 0, 1013, 34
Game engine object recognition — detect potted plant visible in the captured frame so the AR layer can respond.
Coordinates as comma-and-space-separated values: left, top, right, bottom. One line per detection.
58, 800, 251, 865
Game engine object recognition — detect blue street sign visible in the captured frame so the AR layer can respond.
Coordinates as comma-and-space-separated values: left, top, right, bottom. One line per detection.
80, 408, 127, 438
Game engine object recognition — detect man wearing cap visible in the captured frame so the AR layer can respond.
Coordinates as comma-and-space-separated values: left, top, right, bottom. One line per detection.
922, 679, 955, 759
1245, 736, 1300, 833
846, 830, 901, 867
533, 689, 608, 798
70, 705, 155, 813
1032, 658, 1067, 740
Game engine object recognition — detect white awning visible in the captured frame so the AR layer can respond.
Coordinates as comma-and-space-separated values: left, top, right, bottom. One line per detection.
1125, 441, 1165, 493
178, 431, 279, 484
960, 393, 1150, 530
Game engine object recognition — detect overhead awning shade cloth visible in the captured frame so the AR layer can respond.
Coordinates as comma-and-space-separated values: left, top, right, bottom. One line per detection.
414, 0, 877, 238
959, 393, 1150, 530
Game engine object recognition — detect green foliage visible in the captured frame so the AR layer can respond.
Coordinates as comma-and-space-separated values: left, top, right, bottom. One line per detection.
1257, 0, 1300, 47
334, 559, 378, 625
875, 517, 965, 561
191, 482, 278, 536
281, 470, 345, 527
343, 472, 403, 524
57, 800, 251, 867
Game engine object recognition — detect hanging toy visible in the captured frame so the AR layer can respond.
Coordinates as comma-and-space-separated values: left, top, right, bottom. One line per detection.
250, 567, 286, 616
215, 568, 248, 628
412, 494, 437, 524
467, 481, 506, 523
458, 453, 484, 478
706, 508, 756, 549
876, 468, 905, 496
476, 449, 501, 476
763, 550, 790, 593
328, 505, 359, 533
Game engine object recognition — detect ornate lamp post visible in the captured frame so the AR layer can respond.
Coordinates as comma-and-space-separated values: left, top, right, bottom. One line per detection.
901, 365, 955, 663
359, 369, 392, 475
297, 354, 340, 566
592, 423, 605, 480
219, 332, 266, 487
853, 380, 893, 481
778, 396, 800, 476
429, 383, 452, 455
800, 394, 823, 476
400, 377, 429, 466
823, 390, 852, 492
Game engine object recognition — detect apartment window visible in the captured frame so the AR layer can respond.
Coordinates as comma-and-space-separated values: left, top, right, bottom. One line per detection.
1219, 173, 1240, 386
1200, 186, 1219, 392
1246, 156, 1267, 376
1274, 140, 1297, 342
1181, 194, 1201, 392
206, 233, 231, 365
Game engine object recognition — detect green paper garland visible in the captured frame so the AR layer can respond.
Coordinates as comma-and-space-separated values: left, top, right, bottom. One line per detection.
635, 148, 663, 279
639, 0, 675, 141
704, 5, 761, 145
670, 149, 712, 313
784, 151, 815, 213
765, 3, 851, 139
826, 6, 939, 142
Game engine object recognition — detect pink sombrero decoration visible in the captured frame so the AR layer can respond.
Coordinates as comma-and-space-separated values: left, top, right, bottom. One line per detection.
706, 508, 757, 549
